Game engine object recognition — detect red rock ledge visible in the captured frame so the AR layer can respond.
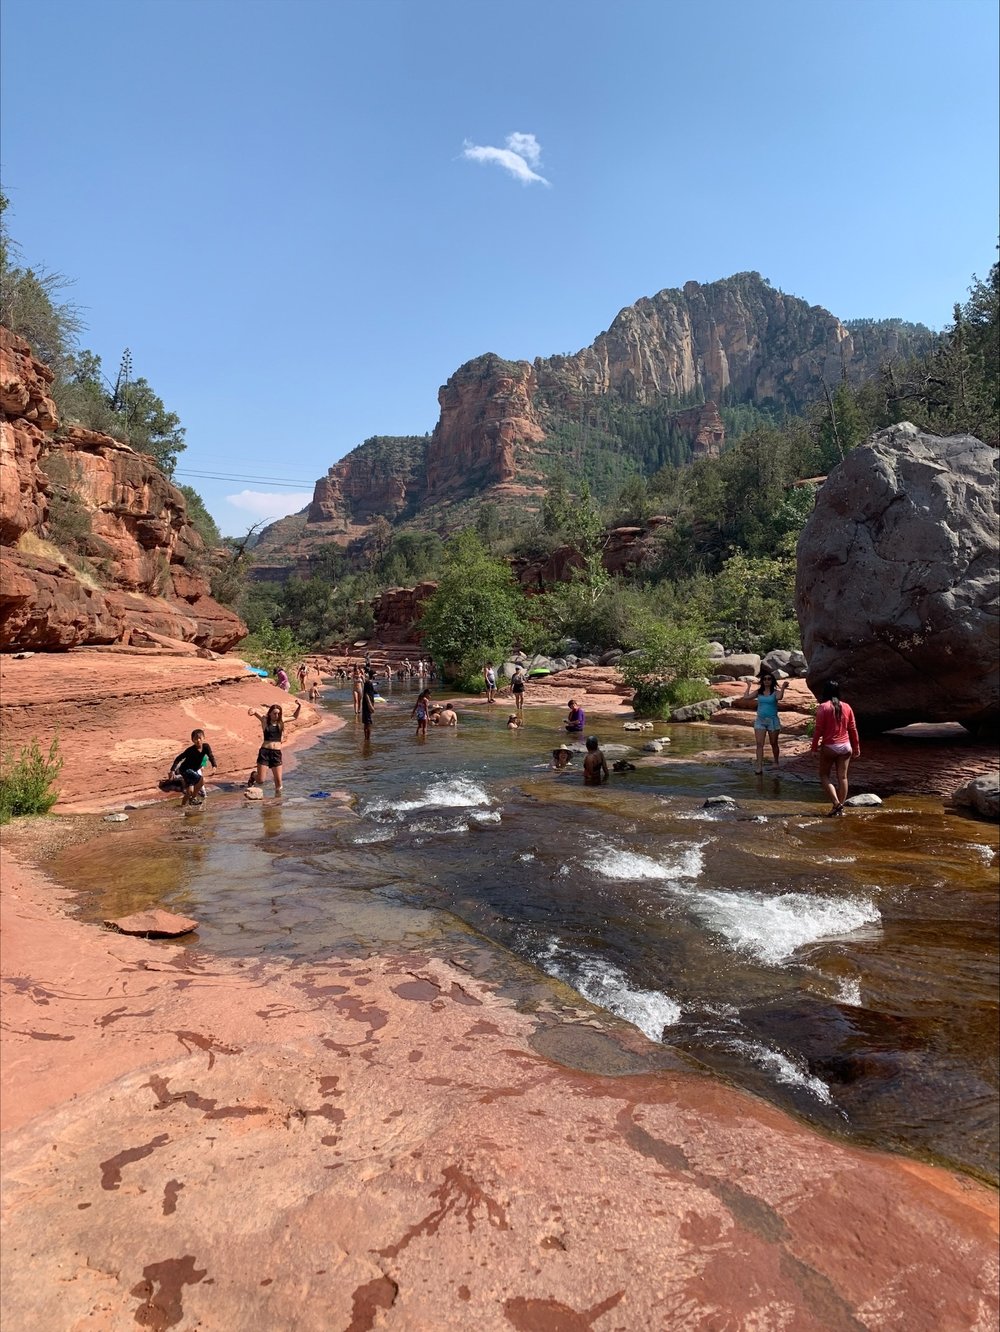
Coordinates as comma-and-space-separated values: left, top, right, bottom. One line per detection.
1, 851, 996, 1331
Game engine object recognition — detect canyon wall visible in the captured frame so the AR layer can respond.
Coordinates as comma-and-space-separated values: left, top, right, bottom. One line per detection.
251, 272, 936, 568
0, 327, 246, 652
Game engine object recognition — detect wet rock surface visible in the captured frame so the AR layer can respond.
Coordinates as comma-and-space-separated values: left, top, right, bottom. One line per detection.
2, 850, 998, 1332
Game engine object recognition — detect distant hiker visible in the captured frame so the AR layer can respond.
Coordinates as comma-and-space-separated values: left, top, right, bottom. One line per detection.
168, 729, 217, 806
484, 662, 498, 704
361, 670, 377, 742
746, 671, 788, 774
248, 700, 301, 795
511, 666, 526, 714
565, 699, 585, 733
276, 666, 290, 692
412, 688, 431, 738
550, 744, 573, 770
811, 680, 861, 816
583, 735, 609, 786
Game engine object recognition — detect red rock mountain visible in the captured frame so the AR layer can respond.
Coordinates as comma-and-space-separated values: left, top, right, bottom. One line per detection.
253, 273, 934, 571
0, 328, 245, 652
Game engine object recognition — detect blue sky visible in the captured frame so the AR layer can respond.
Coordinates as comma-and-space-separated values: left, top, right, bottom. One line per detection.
2, 0, 997, 534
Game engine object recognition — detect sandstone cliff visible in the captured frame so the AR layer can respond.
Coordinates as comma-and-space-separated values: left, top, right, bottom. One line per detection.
0, 327, 246, 652
252, 272, 936, 568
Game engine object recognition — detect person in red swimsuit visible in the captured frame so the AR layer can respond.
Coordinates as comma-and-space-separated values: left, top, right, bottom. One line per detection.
811, 680, 860, 816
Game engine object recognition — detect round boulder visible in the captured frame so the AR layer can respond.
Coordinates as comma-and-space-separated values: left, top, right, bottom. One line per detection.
796, 424, 999, 735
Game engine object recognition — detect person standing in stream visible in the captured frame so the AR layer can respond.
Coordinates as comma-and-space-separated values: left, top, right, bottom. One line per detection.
511, 665, 526, 715
361, 669, 377, 743
811, 679, 861, 816
248, 699, 301, 796
746, 671, 788, 774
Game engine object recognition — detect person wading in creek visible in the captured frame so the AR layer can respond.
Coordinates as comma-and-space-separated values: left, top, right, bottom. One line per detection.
361, 670, 377, 743
565, 699, 586, 733
510, 665, 526, 715
352, 664, 364, 718
168, 729, 218, 806
411, 688, 431, 738
583, 735, 609, 786
811, 679, 861, 816
746, 671, 788, 774
248, 700, 301, 796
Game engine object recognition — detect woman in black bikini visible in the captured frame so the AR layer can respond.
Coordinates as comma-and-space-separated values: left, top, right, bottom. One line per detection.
248, 700, 301, 795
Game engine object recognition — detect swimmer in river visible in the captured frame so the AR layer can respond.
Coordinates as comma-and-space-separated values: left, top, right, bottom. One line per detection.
583, 735, 609, 786
168, 728, 217, 806
438, 703, 458, 727
506, 713, 522, 729
550, 744, 573, 770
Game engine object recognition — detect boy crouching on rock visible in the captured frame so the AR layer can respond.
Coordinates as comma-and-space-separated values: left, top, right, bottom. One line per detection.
168, 729, 217, 806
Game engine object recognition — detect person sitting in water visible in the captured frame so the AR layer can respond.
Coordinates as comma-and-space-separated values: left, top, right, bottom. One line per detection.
438, 703, 458, 727
565, 699, 586, 733
506, 713, 521, 729
550, 744, 573, 769
308, 681, 320, 703
583, 735, 609, 786
168, 728, 217, 806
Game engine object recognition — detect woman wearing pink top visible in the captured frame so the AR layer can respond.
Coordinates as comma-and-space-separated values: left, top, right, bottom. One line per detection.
811, 680, 861, 816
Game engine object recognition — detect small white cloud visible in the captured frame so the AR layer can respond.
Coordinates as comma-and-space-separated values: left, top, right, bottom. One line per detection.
226, 489, 312, 520
462, 131, 550, 186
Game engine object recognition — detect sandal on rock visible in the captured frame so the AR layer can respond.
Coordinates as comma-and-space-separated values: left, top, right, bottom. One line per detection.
826, 803, 843, 817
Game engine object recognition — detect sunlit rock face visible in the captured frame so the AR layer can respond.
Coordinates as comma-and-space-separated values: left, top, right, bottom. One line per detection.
796, 423, 1000, 735
0, 326, 246, 652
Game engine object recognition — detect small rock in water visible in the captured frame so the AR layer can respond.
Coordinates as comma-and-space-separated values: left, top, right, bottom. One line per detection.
704, 795, 737, 808
103, 813, 129, 823
641, 739, 664, 753
244, 786, 264, 801
844, 793, 883, 808
105, 909, 198, 938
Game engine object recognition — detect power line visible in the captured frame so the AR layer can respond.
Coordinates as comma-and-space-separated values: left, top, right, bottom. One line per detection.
175, 469, 315, 489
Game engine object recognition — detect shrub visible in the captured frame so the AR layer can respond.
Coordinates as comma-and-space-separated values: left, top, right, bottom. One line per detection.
619, 620, 714, 719
0, 737, 63, 823
237, 621, 306, 679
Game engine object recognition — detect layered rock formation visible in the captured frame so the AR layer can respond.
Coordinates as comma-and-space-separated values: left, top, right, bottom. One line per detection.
252, 273, 935, 571
0, 328, 245, 652
795, 423, 1000, 735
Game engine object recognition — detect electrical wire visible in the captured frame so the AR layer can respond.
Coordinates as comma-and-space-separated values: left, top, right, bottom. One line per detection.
175, 468, 316, 489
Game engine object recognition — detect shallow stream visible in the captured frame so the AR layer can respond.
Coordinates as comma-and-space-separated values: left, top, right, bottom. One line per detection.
60, 681, 999, 1185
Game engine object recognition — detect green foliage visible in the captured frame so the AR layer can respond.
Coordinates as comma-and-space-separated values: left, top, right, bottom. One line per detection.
0, 736, 63, 824
237, 621, 306, 677
707, 550, 799, 653
40, 451, 92, 555
418, 531, 526, 680
529, 580, 651, 653
379, 530, 443, 586
179, 486, 221, 547
1, 199, 186, 475
618, 621, 713, 719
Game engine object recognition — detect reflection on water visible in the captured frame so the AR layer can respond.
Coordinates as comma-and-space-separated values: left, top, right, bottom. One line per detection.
59, 686, 999, 1184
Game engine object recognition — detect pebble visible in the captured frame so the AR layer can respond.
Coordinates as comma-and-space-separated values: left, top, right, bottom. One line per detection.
844, 793, 883, 807
703, 795, 737, 808
103, 813, 129, 823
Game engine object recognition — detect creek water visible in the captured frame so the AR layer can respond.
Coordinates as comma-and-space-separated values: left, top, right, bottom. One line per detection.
61, 681, 999, 1185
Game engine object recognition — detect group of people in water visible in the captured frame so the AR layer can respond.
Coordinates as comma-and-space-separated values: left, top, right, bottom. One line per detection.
167, 658, 862, 814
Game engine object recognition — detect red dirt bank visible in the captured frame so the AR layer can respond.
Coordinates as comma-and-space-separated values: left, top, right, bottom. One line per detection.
0, 649, 332, 813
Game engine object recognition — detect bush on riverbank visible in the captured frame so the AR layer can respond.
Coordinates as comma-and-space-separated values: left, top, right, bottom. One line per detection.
0, 736, 63, 824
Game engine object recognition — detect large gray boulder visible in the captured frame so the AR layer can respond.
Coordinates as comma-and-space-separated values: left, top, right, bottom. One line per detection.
796, 424, 999, 735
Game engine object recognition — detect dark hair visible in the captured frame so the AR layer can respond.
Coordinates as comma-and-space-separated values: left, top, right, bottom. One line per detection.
759, 673, 777, 693
820, 679, 843, 721
586, 735, 599, 751
191, 728, 204, 741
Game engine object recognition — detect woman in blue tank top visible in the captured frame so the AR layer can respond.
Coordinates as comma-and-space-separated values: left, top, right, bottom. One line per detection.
746, 671, 787, 775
